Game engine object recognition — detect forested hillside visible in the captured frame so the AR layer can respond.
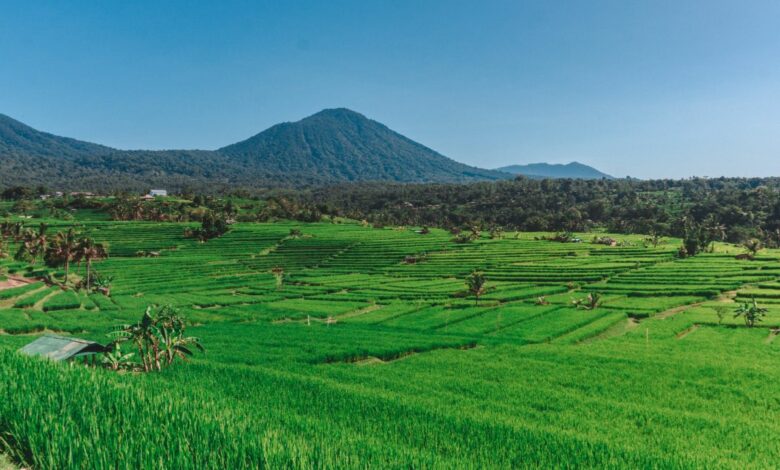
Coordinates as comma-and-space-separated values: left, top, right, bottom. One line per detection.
219, 108, 507, 183
0, 110, 509, 190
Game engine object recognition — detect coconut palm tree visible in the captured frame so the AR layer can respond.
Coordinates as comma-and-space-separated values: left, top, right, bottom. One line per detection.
45, 228, 78, 284
35, 223, 48, 256
14, 228, 38, 265
0, 222, 11, 259
74, 237, 108, 291
15, 223, 48, 266
13, 222, 24, 242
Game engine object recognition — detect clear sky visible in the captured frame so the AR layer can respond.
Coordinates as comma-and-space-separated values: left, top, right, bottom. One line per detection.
2, 0, 779, 178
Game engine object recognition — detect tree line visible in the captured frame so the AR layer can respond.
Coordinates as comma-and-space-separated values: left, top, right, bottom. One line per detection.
298, 177, 780, 247
4, 176, 780, 246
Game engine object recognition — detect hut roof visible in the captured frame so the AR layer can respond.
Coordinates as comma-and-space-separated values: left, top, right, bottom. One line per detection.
19, 335, 106, 361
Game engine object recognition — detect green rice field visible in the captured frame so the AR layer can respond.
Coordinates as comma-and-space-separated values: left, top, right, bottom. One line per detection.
2, 220, 780, 468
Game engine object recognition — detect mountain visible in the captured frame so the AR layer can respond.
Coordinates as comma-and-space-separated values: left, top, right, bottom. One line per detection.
495, 162, 612, 180
0, 113, 111, 159
0, 113, 244, 192
0, 109, 509, 191
219, 108, 507, 183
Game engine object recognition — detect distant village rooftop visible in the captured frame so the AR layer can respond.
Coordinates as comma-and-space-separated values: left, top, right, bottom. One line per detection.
143, 189, 168, 199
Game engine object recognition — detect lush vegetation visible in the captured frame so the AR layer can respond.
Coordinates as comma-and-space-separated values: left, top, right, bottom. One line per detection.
0, 109, 505, 191
299, 176, 780, 246
6, 173, 780, 250
1, 209, 780, 468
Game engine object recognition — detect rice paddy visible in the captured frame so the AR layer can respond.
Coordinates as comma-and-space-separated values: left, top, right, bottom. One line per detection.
1, 220, 780, 468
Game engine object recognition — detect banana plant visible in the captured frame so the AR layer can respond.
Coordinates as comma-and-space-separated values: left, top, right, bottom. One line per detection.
101, 344, 136, 371
734, 298, 768, 327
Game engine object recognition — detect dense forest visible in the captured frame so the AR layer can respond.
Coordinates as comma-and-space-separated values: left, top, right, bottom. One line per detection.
298, 177, 780, 246
0, 109, 507, 190
3, 176, 780, 249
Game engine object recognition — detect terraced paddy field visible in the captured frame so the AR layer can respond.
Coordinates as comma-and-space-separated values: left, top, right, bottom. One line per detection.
2, 221, 780, 468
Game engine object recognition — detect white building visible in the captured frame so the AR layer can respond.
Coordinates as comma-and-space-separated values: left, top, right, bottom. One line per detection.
148, 189, 168, 197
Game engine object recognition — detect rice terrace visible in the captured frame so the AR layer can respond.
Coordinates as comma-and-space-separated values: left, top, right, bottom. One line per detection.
4, 1, 780, 468
1, 196, 779, 468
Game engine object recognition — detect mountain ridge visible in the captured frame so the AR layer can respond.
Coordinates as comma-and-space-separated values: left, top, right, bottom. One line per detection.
1, 108, 510, 191
495, 162, 612, 179
0, 109, 513, 191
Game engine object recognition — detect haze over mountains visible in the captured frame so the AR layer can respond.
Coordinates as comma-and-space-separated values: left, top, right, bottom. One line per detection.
0, 108, 609, 192
496, 162, 613, 180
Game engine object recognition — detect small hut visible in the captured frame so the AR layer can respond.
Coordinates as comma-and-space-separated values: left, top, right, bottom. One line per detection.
19, 335, 107, 363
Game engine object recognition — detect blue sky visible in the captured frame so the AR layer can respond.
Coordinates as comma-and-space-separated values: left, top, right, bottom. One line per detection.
1, 0, 779, 178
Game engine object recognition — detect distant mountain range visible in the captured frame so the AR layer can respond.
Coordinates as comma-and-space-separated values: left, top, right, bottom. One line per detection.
1, 108, 609, 192
0, 109, 510, 191
495, 162, 612, 180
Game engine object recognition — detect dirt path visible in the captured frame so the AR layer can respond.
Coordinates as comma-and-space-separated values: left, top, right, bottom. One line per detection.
32, 290, 59, 311
273, 304, 382, 325
676, 324, 700, 340
0, 285, 47, 309
336, 304, 382, 320
714, 290, 738, 303
349, 343, 479, 366
656, 291, 738, 320
656, 303, 704, 320
579, 318, 640, 344
0, 275, 36, 291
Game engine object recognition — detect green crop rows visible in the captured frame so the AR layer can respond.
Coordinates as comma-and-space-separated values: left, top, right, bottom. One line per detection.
1, 221, 780, 468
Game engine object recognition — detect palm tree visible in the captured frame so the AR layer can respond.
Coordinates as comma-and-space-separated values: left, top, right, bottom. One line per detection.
74, 237, 108, 290
45, 228, 78, 284
0, 221, 15, 252
0, 222, 10, 259
14, 223, 48, 266
35, 223, 48, 258
13, 222, 24, 242
14, 228, 38, 264
466, 270, 487, 305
